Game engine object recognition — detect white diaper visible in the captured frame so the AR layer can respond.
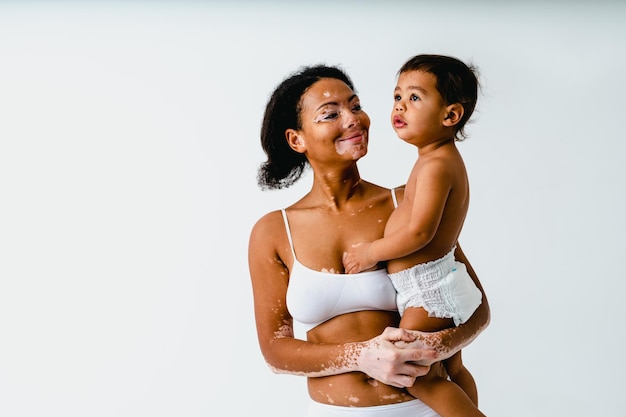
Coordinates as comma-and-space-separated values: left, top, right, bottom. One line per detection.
388, 248, 482, 326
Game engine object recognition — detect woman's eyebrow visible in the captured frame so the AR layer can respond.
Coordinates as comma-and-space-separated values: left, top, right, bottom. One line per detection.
315, 94, 358, 111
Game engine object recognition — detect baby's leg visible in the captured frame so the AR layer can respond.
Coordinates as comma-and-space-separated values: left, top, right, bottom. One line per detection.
399, 306, 453, 332
400, 307, 484, 417
445, 351, 478, 405
407, 371, 485, 417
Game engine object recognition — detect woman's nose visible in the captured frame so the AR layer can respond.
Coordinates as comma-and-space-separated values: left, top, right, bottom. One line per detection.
343, 111, 358, 128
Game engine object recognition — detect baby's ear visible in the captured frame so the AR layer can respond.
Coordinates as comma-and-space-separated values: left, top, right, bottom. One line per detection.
285, 129, 306, 153
443, 103, 464, 127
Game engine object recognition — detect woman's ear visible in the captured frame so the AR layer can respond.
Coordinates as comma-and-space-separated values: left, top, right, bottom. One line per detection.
286, 129, 306, 153
442, 103, 464, 127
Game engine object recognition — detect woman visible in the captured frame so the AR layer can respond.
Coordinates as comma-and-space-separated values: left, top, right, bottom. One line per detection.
248, 64, 490, 416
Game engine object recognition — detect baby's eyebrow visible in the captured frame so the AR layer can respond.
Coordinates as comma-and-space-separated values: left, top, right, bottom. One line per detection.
394, 86, 428, 95
407, 85, 428, 95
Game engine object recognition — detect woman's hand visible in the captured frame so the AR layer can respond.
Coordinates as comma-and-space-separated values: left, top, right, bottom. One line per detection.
355, 327, 439, 388
394, 329, 450, 365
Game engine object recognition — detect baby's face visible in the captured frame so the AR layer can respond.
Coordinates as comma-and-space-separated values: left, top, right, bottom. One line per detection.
391, 70, 449, 147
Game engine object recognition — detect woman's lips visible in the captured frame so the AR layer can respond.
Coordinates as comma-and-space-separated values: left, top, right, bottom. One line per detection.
339, 131, 366, 143
335, 131, 368, 156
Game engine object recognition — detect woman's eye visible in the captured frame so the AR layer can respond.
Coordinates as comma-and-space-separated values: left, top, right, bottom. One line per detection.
352, 103, 362, 112
314, 111, 339, 123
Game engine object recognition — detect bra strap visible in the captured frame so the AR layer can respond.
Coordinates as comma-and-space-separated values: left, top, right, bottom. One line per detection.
281, 209, 296, 258
391, 188, 398, 208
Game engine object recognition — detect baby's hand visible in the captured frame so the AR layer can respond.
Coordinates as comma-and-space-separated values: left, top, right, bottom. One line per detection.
343, 242, 376, 274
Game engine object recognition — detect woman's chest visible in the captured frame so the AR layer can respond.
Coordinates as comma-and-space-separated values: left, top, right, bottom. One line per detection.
289, 211, 388, 272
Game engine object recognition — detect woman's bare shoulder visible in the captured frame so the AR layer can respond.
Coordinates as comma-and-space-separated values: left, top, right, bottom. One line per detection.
251, 209, 284, 236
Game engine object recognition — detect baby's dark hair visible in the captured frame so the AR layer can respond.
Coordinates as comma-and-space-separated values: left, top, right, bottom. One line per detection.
398, 54, 480, 141
258, 64, 355, 190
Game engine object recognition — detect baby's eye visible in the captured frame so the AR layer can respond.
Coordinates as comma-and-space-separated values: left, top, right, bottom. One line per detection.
394, 94, 401, 101
410, 94, 420, 102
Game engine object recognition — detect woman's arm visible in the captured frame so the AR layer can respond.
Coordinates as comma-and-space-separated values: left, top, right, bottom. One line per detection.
248, 211, 438, 388
399, 243, 490, 362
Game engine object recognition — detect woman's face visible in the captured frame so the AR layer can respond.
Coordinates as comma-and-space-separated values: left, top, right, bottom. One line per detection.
296, 78, 370, 161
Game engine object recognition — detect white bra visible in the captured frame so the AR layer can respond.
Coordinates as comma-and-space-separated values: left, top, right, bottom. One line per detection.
283, 189, 399, 332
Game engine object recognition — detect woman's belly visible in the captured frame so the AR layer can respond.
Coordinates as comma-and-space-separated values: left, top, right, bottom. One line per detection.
305, 310, 415, 406
307, 372, 414, 406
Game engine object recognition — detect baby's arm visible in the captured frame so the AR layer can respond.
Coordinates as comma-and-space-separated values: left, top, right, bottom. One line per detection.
343, 160, 453, 273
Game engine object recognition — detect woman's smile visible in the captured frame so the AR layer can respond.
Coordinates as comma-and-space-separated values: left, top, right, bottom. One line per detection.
335, 130, 368, 156
338, 130, 367, 144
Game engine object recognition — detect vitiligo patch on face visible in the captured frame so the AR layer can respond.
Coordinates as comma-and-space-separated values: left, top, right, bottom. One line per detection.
335, 139, 366, 158
313, 113, 328, 123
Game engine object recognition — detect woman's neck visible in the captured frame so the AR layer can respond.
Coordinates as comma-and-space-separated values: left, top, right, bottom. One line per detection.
309, 166, 364, 211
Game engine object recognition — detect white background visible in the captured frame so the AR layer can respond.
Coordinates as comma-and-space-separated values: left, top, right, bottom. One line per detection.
1, 1, 625, 416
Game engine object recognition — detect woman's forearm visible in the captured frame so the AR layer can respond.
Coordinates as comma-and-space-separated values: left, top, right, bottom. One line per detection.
401, 243, 490, 362
263, 328, 438, 388
262, 336, 362, 377
438, 243, 490, 358
446, 244, 490, 348
432, 293, 490, 359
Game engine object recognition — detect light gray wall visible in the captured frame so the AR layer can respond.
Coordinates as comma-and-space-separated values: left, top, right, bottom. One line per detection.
1, 1, 624, 416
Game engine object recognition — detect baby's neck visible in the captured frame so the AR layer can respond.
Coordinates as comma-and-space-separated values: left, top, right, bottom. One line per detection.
417, 137, 456, 156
